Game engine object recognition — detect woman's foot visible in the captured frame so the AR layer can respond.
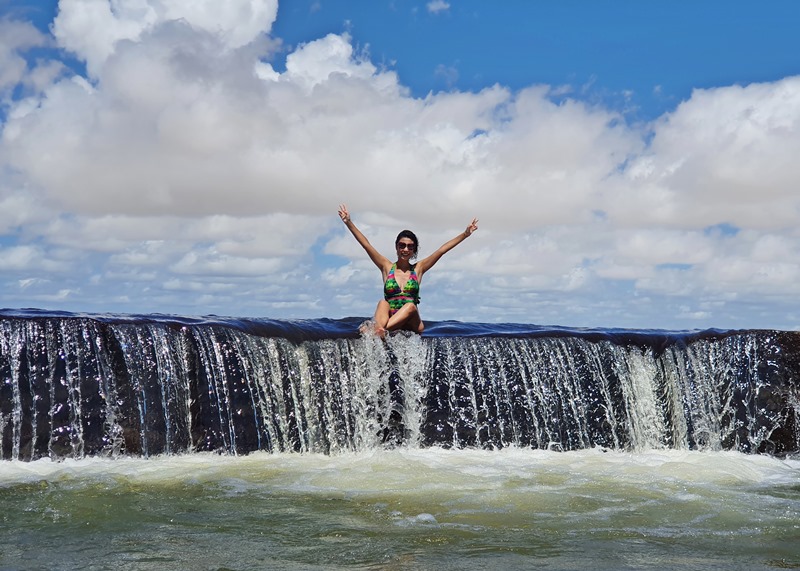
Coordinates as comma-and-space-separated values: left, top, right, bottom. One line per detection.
359, 320, 387, 338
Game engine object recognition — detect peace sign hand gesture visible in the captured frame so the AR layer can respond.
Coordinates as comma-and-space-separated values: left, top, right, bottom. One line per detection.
338, 204, 351, 224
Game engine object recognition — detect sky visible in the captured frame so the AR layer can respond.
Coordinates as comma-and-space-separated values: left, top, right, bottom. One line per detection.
1, 0, 800, 330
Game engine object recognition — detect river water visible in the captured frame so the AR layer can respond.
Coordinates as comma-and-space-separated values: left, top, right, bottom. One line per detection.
2, 448, 798, 570
1, 311, 799, 568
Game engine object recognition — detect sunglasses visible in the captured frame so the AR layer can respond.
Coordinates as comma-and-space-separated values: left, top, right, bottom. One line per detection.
397, 242, 416, 251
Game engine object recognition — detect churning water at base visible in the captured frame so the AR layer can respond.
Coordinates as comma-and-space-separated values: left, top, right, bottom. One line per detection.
1, 449, 799, 570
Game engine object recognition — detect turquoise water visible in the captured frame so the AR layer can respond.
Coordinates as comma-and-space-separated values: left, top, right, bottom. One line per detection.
1, 448, 799, 570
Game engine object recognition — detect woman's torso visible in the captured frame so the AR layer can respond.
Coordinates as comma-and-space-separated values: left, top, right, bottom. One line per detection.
384, 263, 420, 312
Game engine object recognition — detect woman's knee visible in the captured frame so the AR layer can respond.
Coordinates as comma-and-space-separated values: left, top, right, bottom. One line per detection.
373, 300, 390, 321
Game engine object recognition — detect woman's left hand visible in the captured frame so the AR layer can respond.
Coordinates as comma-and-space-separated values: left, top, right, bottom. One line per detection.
465, 218, 479, 236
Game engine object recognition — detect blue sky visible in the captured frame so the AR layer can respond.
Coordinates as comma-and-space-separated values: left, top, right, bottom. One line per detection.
1, 0, 800, 330
272, 1, 800, 119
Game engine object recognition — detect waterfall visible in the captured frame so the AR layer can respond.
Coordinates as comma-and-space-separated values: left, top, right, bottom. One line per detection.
1, 315, 798, 461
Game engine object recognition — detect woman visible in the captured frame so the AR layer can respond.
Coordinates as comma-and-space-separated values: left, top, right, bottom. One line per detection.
338, 204, 478, 336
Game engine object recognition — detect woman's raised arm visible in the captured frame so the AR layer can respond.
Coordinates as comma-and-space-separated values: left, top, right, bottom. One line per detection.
338, 204, 391, 272
416, 217, 478, 277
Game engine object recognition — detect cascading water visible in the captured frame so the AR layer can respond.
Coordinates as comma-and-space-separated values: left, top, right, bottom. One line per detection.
1, 313, 798, 461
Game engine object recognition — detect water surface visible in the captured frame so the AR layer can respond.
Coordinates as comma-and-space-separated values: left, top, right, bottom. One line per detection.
2, 448, 799, 570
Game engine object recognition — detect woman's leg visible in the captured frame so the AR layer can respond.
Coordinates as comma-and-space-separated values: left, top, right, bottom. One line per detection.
359, 300, 390, 337
373, 300, 390, 330
385, 303, 424, 334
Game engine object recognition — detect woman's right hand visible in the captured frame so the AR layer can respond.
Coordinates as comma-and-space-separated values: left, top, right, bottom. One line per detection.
338, 204, 351, 223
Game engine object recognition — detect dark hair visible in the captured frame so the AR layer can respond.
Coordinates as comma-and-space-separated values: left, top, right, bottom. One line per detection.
395, 230, 419, 260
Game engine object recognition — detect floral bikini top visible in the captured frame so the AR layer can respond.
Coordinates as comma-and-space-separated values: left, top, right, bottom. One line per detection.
384, 263, 420, 313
